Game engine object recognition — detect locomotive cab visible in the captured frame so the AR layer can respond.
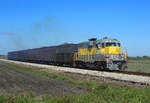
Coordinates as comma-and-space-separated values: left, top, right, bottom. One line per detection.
104, 42, 121, 55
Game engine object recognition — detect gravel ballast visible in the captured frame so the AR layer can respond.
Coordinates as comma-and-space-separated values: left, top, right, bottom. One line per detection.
1, 59, 150, 85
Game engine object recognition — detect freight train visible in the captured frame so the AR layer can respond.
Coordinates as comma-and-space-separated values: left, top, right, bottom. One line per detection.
8, 37, 128, 70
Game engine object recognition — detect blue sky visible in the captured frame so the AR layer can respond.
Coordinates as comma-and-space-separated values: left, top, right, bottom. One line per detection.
0, 0, 150, 56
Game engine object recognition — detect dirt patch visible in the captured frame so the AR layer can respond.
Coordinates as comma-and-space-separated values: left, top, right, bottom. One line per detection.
0, 62, 86, 96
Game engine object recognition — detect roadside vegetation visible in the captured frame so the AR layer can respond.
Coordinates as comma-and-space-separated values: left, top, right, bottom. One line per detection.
0, 62, 150, 103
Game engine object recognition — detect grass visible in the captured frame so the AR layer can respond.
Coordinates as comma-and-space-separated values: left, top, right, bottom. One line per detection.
6, 62, 69, 81
0, 55, 7, 59
127, 58, 150, 73
1, 62, 150, 103
0, 94, 34, 103
0, 84, 150, 103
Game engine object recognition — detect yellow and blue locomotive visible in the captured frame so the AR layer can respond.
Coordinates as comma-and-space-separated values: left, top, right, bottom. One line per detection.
8, 37, 127, 71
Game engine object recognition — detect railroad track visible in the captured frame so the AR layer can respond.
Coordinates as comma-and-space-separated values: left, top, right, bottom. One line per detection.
73, 66, 150, 77
58, 63, 150, 77
75, 65, 150, 77
112, 70, 150, 77
1, 59, 150, 85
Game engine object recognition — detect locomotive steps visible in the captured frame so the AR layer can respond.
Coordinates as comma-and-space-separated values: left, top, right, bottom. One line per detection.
1, 59, 150, 85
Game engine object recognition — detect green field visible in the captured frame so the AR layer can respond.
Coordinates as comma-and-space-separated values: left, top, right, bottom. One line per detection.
127, 58, 150, 73
0, 61, 150, 103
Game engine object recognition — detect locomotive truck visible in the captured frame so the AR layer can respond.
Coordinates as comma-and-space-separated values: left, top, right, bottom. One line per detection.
8, 37, 128, 70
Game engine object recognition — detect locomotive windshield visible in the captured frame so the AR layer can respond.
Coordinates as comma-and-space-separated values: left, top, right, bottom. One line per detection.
106, 42, 120, 47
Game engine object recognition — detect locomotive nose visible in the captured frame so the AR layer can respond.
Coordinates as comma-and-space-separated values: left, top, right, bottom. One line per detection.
116, 48, 120, 52
114, 47, 121, 54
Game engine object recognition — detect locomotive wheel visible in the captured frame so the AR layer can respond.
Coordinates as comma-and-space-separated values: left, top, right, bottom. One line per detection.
121, 63, 127, 71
